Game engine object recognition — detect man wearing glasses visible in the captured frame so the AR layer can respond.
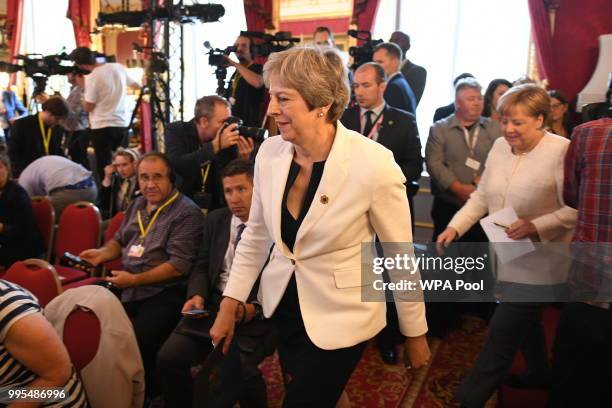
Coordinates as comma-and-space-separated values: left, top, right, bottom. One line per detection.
80, 152, 204, 403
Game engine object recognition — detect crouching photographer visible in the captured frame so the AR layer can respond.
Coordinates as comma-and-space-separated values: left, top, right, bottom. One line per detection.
165, 95, 258, 213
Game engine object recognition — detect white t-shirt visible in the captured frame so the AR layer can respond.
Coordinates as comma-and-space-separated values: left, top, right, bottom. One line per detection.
84, 63, 136, 129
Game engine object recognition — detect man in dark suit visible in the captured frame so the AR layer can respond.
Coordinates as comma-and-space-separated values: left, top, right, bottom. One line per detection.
98, 147, 141, 219
8, 97, 68, 177
340, 62, 423, 365
341, 62, 422, 226
373, 42, 417, 115
389, 31, 427, 106
164, 95, 254, 212
158, 159, 274, 408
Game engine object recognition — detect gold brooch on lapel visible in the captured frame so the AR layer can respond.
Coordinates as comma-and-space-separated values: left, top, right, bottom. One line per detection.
320, 195, 329, 204
387, 120, 394, 126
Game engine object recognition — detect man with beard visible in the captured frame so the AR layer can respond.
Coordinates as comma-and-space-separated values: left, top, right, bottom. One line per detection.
224, 35, 265, 127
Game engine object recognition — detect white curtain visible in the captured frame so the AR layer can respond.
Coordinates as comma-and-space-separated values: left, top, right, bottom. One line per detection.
373, 0, 531, 152
181, 0, 247, 119
20, 0, 76, 97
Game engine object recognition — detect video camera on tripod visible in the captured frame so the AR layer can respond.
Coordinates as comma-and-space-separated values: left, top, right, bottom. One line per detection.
0, 53, 91, 97
239, 30, 300, 58
203, 42, 238, 95
347, 30, 383, 70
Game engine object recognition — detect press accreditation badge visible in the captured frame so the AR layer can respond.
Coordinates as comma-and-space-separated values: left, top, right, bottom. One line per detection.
465, 157, 481, 171
128, 244, 145, 258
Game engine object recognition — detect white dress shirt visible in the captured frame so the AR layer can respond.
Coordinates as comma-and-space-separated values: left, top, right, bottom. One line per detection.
217, 215, 245, 292
359, 102, 385, 141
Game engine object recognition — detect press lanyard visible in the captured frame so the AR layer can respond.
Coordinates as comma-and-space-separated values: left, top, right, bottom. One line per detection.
365, 106, 385, 139
200, 162, 211, 192
137, 192, 179, 239
462, 125, 480, 156
38, 113, 52, 155
231, 62, 253, 98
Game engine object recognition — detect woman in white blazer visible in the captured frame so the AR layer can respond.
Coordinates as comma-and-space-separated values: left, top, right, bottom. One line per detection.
438, 84, 577, 407
211, 47, 430, 406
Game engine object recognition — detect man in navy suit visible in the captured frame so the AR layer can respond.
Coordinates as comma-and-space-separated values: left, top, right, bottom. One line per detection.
340, 62, 423, 365
372, 42, 417, 115
341, 62, 422, 224
158, 159, 274, 408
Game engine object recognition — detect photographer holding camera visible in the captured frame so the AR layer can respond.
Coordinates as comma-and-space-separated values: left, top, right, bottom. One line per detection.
165, 95, 255, 212
224, 35, 265, 127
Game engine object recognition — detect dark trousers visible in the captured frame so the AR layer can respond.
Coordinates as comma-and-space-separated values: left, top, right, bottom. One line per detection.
429, 197, 489, 337
431, 197, 487, 242
67, 130, 91, 170
123, 285, 185, 398
158, 327, 268, 408
274, 275, 367, 407
550, 302, 612, 408
90, 127, 127, 181
456, 302, 550, 408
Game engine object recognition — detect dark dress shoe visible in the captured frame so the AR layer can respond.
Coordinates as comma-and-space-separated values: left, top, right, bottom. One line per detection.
504, 374, 551, 389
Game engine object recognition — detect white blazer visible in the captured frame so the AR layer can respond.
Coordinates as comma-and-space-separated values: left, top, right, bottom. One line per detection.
223, 122, 428, 350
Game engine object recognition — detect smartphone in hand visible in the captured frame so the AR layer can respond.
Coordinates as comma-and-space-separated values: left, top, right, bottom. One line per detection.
182, 309, 211, 318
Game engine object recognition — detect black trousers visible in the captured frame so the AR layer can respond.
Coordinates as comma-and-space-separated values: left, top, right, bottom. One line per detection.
158, 325, 269, 408
67, 129, 91, 170
455, 302, 550, 408
123, 285, 185, 398
429, 197, 490, 337
549, 302, 612, 408
89, 127, 127, 181
274, 275, 367, 408
431, 197, 487, 242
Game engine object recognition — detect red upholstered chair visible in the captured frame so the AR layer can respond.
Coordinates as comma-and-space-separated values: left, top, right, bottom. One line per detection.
63, 307, 102, 372
54, 202, 102, 284
103, 211, 125, 275
30, 196, 55, 261
4, 259, 63, 307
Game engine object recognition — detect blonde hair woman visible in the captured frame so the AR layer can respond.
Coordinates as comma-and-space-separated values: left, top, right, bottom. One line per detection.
211, 47, 430, 406
438, 84, 577, 406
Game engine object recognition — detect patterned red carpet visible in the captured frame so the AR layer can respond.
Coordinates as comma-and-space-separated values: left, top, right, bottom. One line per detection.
260, 316, 494, 408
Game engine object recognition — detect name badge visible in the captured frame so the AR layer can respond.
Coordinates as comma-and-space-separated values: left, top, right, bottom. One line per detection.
128, 244, 145, 258
465, 157, 481, 171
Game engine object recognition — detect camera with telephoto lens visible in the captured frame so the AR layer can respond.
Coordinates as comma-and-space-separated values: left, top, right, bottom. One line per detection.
222, 116, 268, 144
347, 30, 383, 70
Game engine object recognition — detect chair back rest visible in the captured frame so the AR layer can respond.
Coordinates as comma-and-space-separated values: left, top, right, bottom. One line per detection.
63, 307, 101, 371
4, 259, 62, 307
55, 202, 101, 261
30, 196, 55, 260
103, 211, 125, 273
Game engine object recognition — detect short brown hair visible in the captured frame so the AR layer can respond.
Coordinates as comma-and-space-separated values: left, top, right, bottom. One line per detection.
356, 62, 387, 84
263, 47, 349, 123
221, 159, 253, 180
42, 97, 69, 118
373, 42, 403, 61
69, 47, 96, 65
497, 84, 550, 124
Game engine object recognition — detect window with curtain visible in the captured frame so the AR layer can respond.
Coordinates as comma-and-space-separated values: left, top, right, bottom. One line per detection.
19, 0, 76, 98
373, 0, 531, 151
181, 0, 247, 119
